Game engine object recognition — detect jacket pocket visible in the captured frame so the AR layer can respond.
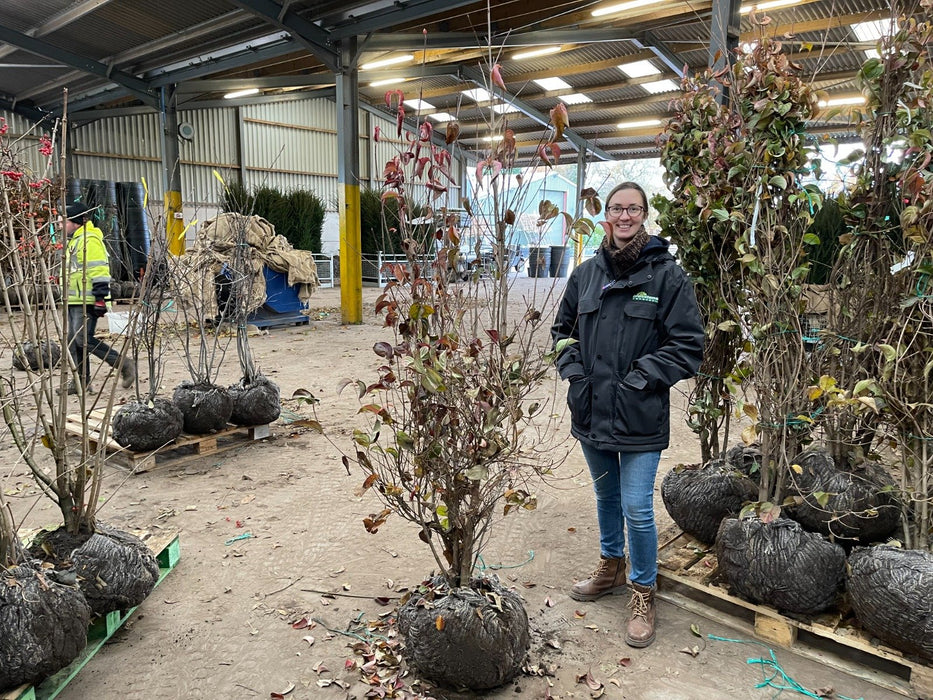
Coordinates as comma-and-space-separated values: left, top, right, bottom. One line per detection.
614, 384, 662, 438
567, 377, 593, 430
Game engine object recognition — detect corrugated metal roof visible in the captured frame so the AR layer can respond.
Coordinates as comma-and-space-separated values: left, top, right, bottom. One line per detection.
0, 0, 912, 163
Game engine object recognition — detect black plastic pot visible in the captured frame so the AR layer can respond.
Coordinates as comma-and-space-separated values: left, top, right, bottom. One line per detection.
228, 375, 281, 426
112, 398, 184, 452
716, 516, 846, 615
0, 562, 91, 690
398, 575, 529, 690
172, 381, 234, 434
848, 545, 933, 662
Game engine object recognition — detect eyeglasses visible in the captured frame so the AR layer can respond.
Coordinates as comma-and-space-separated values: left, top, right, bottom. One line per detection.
606, 205, 646, 217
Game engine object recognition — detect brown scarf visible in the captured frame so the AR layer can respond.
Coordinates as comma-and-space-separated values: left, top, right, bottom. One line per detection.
600, 227, 650, 279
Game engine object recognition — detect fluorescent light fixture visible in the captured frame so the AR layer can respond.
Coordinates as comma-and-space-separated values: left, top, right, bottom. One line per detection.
818, 95, 866, 107
491, 102, 519, 114
534, 77, 573, 91
404, 99, 435, 111
740, 0, 801, 15
482, 135, 504, 142
428, 112, 455, 122
369, 78, 406, 87
513, 46, 561, 61
617, 118, 662, 129
223, 87, 260, 99
641, 79, 679, 94
592, 0, 663, 17
618, 60, 660, 78
852, 19, 896, 41
360, 54, 414, 71
462, 87, 494, 102
560, 93, 592, 105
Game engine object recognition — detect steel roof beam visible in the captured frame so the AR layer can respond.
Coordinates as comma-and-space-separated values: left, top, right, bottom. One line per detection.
227, 0, 340, 72
177, 75, 336, 92
328, 0, 483, 42
366, 27, 637, 51
0, 0, 115, 60
0, 23, 156, 106
460, 66, 614, 162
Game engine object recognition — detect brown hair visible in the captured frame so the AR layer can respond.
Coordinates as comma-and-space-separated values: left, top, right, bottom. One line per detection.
605, 181, 648, 213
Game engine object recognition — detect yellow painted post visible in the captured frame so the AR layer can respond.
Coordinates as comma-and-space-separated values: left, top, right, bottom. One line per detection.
339, 182, 362, 324
165, 190, 185, 255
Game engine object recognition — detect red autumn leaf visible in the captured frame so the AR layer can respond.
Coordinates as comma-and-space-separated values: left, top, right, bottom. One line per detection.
373, 125, 381, 142
550, 103, 569, 139
419, 120, 433, 142
291, 617, 310, 629
618, 657, 631, 666
445, 120, 460, 144
491, 63, 506, 91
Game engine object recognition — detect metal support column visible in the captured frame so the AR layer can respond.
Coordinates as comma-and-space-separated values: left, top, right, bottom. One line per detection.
708, 0, 742, 104
160, 85, 185, 255
336, 38, 362, 324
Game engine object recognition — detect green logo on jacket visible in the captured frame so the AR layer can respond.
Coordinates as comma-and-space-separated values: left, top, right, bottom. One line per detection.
632, 291, 659, 304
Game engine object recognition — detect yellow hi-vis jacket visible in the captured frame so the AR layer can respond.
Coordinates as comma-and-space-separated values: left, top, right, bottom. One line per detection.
66, 222, 111, 305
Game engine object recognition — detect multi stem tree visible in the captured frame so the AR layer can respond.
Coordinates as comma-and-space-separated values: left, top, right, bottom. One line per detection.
349, 67, 574, 588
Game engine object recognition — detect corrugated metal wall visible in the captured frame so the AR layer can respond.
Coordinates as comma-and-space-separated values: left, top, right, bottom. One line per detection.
2, 97, 466, 230
0, 110, 63, 176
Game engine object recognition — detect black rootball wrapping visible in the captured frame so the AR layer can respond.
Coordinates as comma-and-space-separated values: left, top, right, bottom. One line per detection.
848, 546, 933, 662
661, 460, 758, 545
229, 375, 281, 426
0, 563, 91, 690
398, 575, 529, 690
785, 448, 900, 543
28, 524, 160, 616
12, 340, 61, 371
112, 399, 184, 452
716, 517, 846, 615
172, 381, 233, 434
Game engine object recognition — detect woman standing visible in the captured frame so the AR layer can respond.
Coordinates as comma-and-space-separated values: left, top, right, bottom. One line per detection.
551, 182, 703, 647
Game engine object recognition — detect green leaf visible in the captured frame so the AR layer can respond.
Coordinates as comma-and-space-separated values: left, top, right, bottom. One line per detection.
711, 208, 730, 221
436, 504, 450, 530
464, 465, 489, 481
690, 623, 702, 637
769, 175, 787, 189
803, 233, 820, 246
877, 344, 897, 362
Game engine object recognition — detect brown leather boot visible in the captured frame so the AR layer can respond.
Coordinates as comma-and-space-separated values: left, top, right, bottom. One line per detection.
625, 582, 656, 647
570, 556, 627, 601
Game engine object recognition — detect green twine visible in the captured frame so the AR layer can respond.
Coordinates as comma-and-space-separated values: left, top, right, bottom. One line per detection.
707, 635, 863, 700
475, 550, 535, 572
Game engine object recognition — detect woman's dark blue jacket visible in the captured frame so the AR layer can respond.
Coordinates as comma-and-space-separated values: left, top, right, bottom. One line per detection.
550, 236, 704, 452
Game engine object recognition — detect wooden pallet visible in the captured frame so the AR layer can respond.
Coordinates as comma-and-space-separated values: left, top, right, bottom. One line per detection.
3, 530, 181, 700
65, 409, 271, 472
656, 527, 933, 699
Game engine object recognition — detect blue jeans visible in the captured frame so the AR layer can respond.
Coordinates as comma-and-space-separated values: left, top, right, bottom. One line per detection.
580, 443, 661, 587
